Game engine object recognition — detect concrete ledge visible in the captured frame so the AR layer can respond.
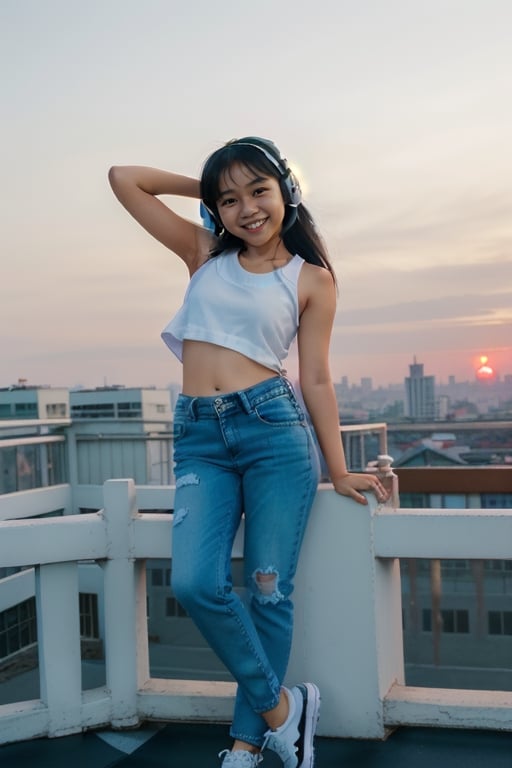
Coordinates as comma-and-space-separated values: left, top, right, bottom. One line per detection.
384, 683, 512, 730
138, 679, 236, 721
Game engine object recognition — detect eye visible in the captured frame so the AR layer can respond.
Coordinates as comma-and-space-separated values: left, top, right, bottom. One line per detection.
253, 187, 268, 197
220, 196, 236, 207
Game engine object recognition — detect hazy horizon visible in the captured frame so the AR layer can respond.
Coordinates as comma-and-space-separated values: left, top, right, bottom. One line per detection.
2, 1, 511, 390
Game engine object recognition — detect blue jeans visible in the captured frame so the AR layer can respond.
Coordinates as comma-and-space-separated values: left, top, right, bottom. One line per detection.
171, 376, 320, 746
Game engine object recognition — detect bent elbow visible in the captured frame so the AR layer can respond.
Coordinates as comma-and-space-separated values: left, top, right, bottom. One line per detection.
108, 165, 123, 188
108, 165, 136, 199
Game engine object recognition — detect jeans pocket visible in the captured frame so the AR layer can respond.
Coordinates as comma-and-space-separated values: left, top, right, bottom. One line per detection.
254, 393, 304, 426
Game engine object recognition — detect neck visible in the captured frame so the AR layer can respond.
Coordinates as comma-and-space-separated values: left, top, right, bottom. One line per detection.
242, 238, 289, 263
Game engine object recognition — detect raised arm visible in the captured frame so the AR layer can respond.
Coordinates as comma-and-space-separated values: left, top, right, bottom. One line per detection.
297, 266, 386, 505
108, 165, 214, 275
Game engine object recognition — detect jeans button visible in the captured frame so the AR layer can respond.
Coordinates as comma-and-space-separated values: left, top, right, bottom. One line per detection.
214, 398, 223, 407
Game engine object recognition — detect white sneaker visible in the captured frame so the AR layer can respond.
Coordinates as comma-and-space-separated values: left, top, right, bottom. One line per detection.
262, 683, 321, 767
219, 748, 263, 766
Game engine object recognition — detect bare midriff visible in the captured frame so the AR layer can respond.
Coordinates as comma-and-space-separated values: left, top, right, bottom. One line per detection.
181, 340, 279, 396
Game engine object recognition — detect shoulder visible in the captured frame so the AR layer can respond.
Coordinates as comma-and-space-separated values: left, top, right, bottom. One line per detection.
298, 261, 336, 304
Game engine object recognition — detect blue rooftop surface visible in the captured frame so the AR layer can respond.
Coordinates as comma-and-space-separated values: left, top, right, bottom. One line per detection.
1, 723, 512, 768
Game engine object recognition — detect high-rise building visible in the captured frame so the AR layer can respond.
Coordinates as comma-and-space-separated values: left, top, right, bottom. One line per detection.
404, 358, 436, 420
70, 386, 171, 431
0, 384, 69, 420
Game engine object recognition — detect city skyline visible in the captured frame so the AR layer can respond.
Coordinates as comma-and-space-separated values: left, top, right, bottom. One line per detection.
4, 353, 511, 393
1, 1, 511, 389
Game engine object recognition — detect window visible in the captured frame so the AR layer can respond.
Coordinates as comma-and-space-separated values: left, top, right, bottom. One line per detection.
0, 445, 40, 492
0, 443, 65, 493
14, 402, 38, 418
0, 598, 37, 660
79, 593, 99, 638
16, 444, 39, 490
71, 403, 115, 418
46, 402, 67, 418
441, 494, 466, 509
117, 402, 142, 418
488, 611, 512, 636
152, 568, 163, 586
441, 560, 469, 574
399, 493, 429, 508
485, 560, 512, 573
151, 567, 170, 587
482, 495, 512, 509
47, 441, 67, 485
0, 447, 17, 494
166, 597, 188, 618
422, 609, 469, 634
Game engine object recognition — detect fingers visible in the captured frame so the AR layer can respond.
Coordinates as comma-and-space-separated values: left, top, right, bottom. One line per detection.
333, 473, 391, 504
364, 477, 387, 501
343, 485, 370, 505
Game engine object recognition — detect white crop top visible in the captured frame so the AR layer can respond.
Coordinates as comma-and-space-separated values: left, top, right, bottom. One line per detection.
161, 249, 305, 375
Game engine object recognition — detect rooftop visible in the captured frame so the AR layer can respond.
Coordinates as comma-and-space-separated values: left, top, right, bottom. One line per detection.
2, 721, 512, 768
1, 419, 511, 766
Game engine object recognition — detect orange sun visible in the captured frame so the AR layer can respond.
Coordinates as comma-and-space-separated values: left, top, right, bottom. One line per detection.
476, 355, 495, 380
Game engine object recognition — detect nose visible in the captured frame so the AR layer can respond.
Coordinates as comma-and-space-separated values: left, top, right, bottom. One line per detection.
240, 195, 258, 217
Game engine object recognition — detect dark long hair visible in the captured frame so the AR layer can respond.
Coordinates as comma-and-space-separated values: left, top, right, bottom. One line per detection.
200, 138, 336, 284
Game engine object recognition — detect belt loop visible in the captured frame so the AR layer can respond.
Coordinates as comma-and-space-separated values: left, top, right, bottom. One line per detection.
283, 377, 293, 396
187, 397, 198, 421
238, 390, 252, 414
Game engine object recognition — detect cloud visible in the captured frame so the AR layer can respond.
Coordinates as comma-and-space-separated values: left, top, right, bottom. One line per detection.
319, 188, 512, 272
333, 257, 512, 320
336, 290, 512, 328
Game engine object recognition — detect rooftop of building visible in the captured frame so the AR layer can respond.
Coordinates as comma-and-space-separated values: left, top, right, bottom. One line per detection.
1, 419, 511, 766
2, 721, 512, 768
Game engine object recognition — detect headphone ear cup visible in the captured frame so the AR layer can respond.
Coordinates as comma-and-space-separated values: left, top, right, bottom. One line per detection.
200, 201, 223, 235
200, 202, 218, 233
281, 169, 302, 208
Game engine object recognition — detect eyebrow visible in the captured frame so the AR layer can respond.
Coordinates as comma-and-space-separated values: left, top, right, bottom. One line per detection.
217, 174, 269, 198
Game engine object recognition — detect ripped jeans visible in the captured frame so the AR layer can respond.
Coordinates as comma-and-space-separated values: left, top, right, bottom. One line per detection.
171, 376, 320, 747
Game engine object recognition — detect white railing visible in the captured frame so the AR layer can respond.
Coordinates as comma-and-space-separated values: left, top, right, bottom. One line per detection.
340, 421, 388, 470
1, 479, 512, 746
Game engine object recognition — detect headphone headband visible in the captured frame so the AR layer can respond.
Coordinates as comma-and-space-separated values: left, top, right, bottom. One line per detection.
231, 139, 302, 208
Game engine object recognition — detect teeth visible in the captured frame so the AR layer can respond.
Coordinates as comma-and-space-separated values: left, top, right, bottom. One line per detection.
246, 219, 266, 230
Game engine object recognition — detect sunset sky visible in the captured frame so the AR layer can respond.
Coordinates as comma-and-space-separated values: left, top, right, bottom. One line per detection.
1, 0, 511, 389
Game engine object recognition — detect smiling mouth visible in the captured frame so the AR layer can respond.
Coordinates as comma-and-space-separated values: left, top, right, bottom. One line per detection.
244, 218, 267, 231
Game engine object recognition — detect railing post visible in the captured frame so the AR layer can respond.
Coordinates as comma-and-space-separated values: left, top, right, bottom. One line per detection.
66, 426, 79, 514
287, 489, 404, 739
102, 479, 148, 727
36, 562, 82, 736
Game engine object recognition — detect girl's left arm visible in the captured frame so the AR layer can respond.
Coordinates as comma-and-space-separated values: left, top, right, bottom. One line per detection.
297, 267, 386, 505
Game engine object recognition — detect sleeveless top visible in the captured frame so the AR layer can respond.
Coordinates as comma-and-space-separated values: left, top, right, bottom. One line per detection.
161, 249, 305, 375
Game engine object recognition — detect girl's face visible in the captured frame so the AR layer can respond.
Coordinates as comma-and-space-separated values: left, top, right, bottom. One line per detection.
216, 162, 286, 249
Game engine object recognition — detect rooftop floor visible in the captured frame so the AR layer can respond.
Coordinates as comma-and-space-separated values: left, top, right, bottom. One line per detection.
1, 722, 512, 768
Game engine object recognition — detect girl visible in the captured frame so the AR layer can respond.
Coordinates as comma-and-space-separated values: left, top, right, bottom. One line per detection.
109, 137, 386, 768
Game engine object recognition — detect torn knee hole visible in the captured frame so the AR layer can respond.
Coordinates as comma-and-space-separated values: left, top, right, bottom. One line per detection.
252, 567, 284, 604
255, 571, 277, 596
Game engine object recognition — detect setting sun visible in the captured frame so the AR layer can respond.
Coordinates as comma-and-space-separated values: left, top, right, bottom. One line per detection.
476, 354, 495, 380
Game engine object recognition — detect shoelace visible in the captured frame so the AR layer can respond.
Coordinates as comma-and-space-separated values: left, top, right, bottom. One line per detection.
261, 732, 297, 760
218, 748, 263, 766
